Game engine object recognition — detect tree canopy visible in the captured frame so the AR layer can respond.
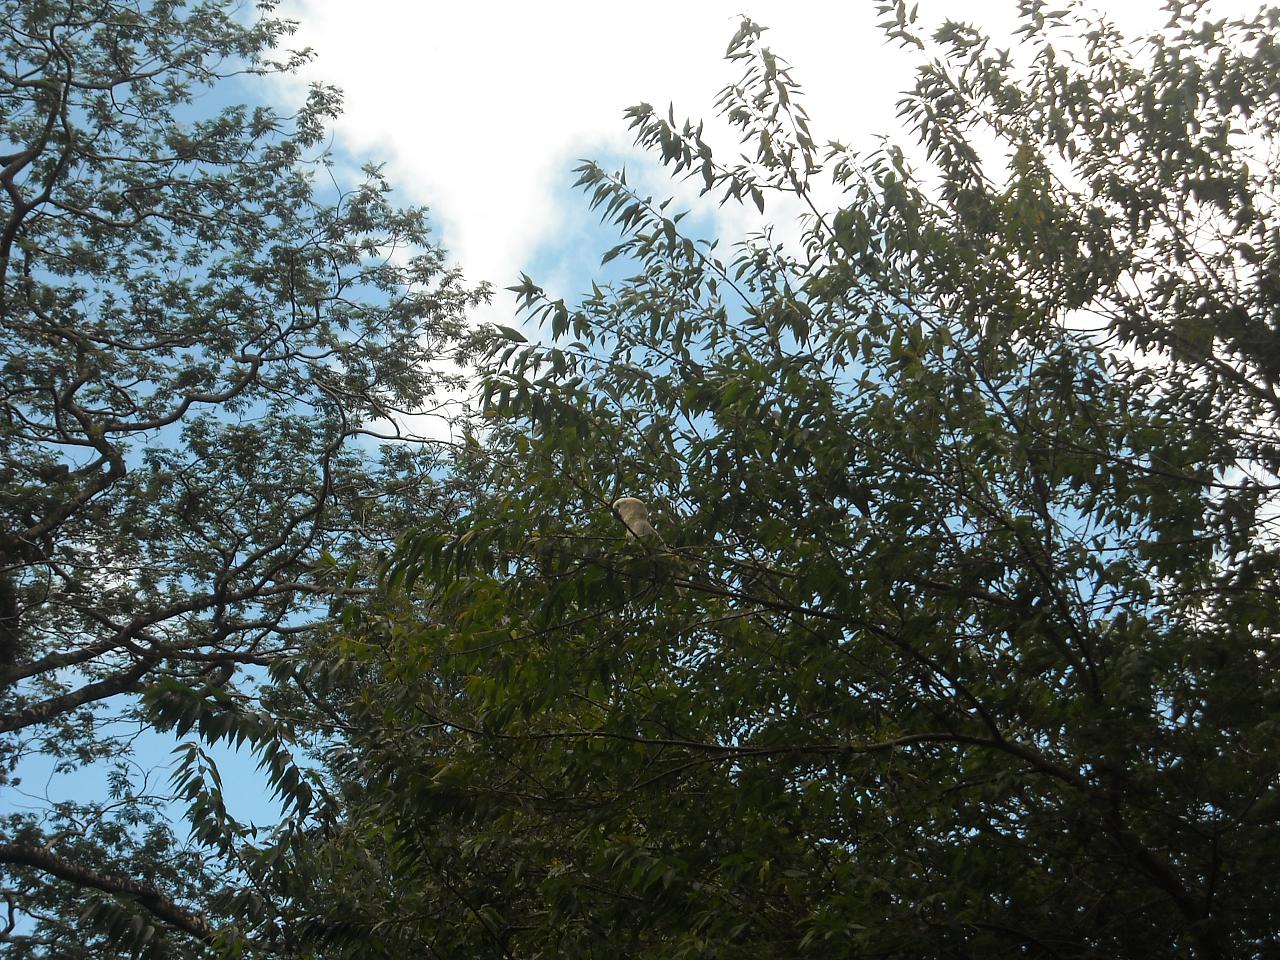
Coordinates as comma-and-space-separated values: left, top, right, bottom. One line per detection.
6, 1, 1280, 958
0, 1, 482, 955
279, 4, 1280, 959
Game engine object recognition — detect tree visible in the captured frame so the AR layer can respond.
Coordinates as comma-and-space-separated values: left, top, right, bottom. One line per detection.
290, 3, 1280, 958
0, 1, 482, 955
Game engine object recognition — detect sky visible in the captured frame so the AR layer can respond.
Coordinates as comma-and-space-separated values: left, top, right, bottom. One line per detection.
271, 1, 925, 305
270, 0, 1258, 325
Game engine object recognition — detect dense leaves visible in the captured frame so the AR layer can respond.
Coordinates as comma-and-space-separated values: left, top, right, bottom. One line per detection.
292, 4, 1280, 959
0, 1, 481, 954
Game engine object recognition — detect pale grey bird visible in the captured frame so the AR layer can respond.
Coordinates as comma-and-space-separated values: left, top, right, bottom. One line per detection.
612, 496, 687, 595
612, 496, 661, 542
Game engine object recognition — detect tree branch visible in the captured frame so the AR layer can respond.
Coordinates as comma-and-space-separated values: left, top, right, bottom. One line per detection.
0, 657, 153, 734
0, 843, 217, 944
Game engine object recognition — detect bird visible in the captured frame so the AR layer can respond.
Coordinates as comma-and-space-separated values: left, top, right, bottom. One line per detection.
612, 497, 662, 542
611, 496, 688, 596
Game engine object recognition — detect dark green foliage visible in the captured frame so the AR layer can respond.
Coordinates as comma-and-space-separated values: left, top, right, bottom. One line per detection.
291, 4, 1280, 959
0, 1, 481, 955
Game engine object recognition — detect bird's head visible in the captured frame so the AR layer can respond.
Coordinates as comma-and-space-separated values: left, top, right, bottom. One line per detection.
611, 497, 651, 538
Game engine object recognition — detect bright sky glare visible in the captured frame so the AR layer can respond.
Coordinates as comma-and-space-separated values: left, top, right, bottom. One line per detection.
272, 0, 1259, 315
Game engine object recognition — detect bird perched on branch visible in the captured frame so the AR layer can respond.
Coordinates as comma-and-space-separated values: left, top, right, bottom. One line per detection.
612, 496, 688, 596
612, 497, 661, 542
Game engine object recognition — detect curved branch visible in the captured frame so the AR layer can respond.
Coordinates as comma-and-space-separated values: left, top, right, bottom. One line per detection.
0, 656, 153, 734
0, 843, 217, 944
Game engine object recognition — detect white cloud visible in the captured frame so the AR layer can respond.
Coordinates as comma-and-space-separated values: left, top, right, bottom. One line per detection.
267, 2, 901, 298
273, 0, 1259, 312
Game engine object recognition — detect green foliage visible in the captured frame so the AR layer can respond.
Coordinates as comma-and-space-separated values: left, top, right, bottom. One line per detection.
294, 4, 1280, 959
0, 0, 482, 955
